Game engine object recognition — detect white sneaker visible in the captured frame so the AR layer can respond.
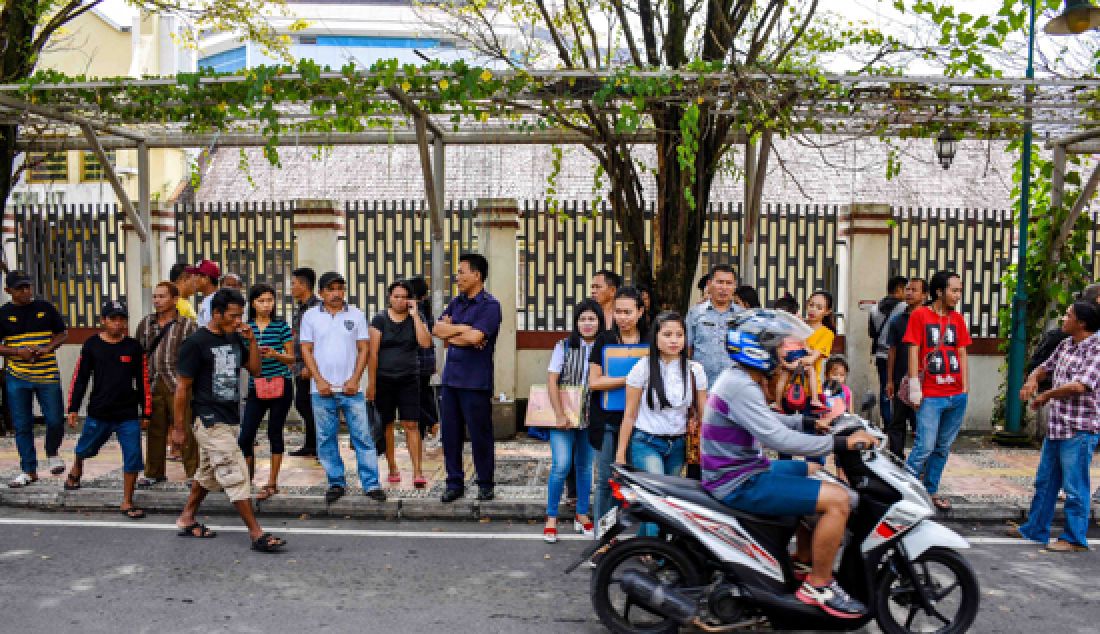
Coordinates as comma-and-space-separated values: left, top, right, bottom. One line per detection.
8, 473, 36, 488
48, 456, 65, 475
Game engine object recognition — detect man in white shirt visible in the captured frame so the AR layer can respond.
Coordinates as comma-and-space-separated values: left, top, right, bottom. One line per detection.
300, 271, 385, 504
186, 260, 221, 328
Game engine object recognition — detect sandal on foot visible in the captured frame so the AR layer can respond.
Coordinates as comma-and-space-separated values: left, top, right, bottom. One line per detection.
413, 476, 428, 488
64, 474, 81, 491
387, 473, 402, 483
255, 485, 280, 501
251, 532, 286, 553
177, 522, 217, 538
932, 495, 952, 511
121, 507, 146, 520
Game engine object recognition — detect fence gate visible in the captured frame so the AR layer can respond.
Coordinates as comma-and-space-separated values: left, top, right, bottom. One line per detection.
9, 204, 127, 328
174, 201, 296, 316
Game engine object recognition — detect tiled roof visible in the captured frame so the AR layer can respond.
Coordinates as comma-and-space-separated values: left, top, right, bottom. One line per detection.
192, 137, 1018, 211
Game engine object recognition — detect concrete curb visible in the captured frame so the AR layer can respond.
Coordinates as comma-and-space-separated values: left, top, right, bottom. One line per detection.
5, 487, 1097, 523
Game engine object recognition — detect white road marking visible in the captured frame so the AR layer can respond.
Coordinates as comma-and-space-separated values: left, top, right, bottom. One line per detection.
0, 518, 1096, 545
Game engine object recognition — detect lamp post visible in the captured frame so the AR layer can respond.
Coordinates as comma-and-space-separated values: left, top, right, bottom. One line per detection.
998, 0, 1100, 444
935, 131, 957, 170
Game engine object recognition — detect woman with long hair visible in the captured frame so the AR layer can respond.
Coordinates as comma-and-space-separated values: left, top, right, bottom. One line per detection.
543, 298, 604, 542
238, 282, 295, 500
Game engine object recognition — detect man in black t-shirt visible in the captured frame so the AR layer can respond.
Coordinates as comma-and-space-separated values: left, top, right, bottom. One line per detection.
171, 289, 285, 552
64, 300, 149, 519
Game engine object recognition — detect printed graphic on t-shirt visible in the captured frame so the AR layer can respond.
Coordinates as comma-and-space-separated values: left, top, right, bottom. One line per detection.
948, 351, 960, 373
211, 344, 240, 400
344, 319, 355, 331
926, 352, 946, 375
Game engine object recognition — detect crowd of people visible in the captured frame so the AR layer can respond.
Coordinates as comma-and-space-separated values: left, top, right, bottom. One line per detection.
0, 252, 1097, 609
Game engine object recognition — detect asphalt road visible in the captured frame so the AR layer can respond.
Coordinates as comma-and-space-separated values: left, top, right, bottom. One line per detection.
0, 509, 1096, 633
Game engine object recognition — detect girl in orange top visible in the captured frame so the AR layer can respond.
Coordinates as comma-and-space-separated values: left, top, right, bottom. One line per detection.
803, 290, 837, 405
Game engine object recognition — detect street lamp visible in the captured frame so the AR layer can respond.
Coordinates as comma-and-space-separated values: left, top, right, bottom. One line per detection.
1044, 0, 1100, 35
935, 131, 957, 169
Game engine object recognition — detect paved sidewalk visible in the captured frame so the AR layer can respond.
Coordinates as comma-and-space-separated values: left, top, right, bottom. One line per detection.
1, 429, 1097, 522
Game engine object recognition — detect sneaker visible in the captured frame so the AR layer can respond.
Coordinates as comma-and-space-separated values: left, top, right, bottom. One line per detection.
364, 488, 387, 502
8, 472, 37, 488
795, 579, 867, 619
543, 526, 558, 544
441, 488, 465, 503
48, 456, 65, 475
325, 485, 346, 504
476, 487, 495, 501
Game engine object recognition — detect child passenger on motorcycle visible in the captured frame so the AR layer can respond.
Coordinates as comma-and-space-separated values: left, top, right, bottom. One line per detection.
701, 309, 879, 619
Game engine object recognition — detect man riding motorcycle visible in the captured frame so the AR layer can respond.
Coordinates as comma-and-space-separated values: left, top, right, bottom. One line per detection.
701, 308, 879, 619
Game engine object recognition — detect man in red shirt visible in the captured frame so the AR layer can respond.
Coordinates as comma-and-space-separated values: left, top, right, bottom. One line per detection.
903, 271, 972, 511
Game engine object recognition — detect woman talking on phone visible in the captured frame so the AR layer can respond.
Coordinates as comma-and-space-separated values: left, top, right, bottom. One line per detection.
237, 283, 295, 500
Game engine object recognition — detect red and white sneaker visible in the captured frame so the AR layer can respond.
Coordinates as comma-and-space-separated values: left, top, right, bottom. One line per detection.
574, 515, 594, 538
543, 525, 558, 544
795, 579, 867, 619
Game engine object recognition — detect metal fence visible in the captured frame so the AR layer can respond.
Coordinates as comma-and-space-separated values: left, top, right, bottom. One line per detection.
344, 200, 478, 318
888, 208, 1016, 338
174, 201, 297, 318
10, 204, 127, 328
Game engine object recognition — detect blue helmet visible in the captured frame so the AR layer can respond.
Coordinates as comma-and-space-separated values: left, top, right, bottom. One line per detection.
727, 308, 814, 374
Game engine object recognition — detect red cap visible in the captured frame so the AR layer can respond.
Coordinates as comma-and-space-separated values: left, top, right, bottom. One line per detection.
185, 259, 221, 280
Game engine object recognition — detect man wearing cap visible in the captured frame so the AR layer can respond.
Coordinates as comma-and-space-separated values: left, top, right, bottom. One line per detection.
64, 300, 149, 518
0, 270, 68, 487
300, 271, 386, 504
187, 260, 222, 328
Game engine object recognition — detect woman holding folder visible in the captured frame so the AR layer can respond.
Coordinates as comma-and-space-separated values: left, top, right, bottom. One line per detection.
543, 299, 604, 543
587, 287, 650, 525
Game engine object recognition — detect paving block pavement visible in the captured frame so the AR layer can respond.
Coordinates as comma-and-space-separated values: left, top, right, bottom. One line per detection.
1, 429, 1097, 523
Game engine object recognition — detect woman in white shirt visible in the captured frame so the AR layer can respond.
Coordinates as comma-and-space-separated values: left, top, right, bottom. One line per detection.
543, 299, 604, 543
615, 311, 708, 523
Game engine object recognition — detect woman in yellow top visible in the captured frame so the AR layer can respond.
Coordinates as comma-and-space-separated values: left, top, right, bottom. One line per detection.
803, 290, 837, 403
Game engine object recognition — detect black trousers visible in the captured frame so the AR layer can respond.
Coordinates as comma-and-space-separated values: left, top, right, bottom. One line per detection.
886, 396, 917, 459
294, 376, 317, 450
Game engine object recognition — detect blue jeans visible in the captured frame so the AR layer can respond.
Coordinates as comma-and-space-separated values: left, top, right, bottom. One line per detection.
629, 430, 687, 537
876, 357, 892, 426
546, 428, 593, 518
311, 392, 381, 492
7, 375, 65, 474
593, 427, 619, 528
906, 393, 968, 495
1018, 432, 1099, 548
73, 417, 144, 473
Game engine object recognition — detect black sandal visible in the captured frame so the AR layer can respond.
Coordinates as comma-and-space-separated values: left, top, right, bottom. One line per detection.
120, 507, 146, 520
177, 522, 217, 538
63, 474, 81, 491
251, 532, 286, 553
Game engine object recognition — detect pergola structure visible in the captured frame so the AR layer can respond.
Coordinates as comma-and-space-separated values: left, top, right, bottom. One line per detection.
2, 68, 1100, 315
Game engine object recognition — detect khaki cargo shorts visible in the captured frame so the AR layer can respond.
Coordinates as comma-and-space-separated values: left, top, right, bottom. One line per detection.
192, 421, 250, 502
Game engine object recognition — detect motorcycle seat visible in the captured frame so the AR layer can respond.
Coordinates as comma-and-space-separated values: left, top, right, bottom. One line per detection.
627, 471, 798, 528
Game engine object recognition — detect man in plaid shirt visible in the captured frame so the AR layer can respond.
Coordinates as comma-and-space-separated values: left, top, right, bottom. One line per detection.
1014, 300, 1100, 552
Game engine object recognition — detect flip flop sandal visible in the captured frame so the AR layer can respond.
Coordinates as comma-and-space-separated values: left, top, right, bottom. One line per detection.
413, 476, 428, 489
177, 522, 217, 538
121, 507, 146, 520
255, 485, 280, 500
387, 473, 402, 483
251, 533, 286, 553
64, 474, 81, 491
932, 495, 952, 511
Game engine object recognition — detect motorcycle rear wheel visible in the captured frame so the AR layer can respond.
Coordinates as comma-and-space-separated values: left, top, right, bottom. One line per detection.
874, 547, 980, 634
591, 537, 703, 634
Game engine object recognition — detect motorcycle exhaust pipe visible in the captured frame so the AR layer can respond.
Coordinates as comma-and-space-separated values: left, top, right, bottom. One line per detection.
619, 570, 698, 625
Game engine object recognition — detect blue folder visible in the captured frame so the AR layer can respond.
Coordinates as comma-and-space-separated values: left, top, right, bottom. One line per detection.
601, 344, 649, 411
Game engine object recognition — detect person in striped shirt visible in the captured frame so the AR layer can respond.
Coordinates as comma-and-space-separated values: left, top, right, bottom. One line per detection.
237, 283, 295, 500
1, 271, 68, 488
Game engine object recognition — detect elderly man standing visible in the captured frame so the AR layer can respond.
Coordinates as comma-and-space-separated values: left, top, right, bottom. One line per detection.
1014, 301, 1100, 552
686, 264, 742, 389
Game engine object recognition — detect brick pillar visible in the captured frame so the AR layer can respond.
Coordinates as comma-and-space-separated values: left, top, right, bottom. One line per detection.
840, 203, 892, 416
293, 199, 346, 278
476, 197, 519, 439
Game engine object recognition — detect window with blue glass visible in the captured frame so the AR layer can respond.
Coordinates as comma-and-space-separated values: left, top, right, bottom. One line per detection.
198, 46, 247, 73
306, 36, 441, 48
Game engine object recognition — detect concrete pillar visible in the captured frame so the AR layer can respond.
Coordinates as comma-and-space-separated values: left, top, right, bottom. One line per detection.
1, 209, 18, 304
123, 219, 151, 320
150, 201, 176, 282
292, 199, 346, 277
476, 197, 519, 439
840, 203, 893, 416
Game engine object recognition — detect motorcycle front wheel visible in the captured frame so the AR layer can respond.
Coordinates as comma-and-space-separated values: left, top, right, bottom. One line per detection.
590, 537, 702, 634
874, 547, 980, 634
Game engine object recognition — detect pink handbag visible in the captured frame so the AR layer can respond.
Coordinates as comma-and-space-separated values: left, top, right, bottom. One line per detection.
255, 376, 286, 400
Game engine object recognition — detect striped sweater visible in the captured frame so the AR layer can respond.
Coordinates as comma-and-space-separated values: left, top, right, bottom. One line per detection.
701, 365, 838, 500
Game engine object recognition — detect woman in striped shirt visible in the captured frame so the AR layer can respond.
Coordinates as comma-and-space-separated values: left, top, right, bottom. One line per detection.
238, 283, 295, 500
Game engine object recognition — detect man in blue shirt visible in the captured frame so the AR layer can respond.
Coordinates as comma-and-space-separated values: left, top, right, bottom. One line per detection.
433, 253, 503, 503
686, 264, 743, 389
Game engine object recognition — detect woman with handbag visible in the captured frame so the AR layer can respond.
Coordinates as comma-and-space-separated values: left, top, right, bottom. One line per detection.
367, 280, 433, 488
238, 283, 295, 500
543, 299, 604, 542
614, 311, 708, 536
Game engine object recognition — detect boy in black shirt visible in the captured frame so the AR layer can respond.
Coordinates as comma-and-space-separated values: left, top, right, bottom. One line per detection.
64, 300, 149, 519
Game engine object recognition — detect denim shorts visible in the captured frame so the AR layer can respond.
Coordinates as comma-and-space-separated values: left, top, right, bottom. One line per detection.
74, 417, 144, 473
722, 460, 820, 517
